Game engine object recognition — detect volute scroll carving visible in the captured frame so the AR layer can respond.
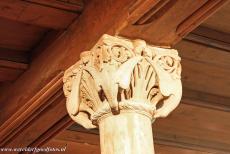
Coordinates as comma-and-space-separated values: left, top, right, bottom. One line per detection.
63, 34, 182, 129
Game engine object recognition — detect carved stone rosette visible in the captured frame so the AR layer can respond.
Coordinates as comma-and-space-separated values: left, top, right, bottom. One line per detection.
63, 34, 182, 154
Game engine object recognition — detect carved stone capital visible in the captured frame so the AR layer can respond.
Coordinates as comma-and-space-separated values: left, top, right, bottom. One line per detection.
63, 34, 182, 129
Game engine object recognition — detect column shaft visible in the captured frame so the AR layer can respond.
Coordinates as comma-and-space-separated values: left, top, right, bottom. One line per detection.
99, 112, 154, 154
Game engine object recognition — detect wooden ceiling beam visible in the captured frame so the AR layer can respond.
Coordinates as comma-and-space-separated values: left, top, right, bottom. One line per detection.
182, 87, 230, 112
175, 40, 230, 98
0, 59, 28, 82
0, 60, 27, 70
0, 73, 64, 147
120, 0, 229, 46
24, 0, 83, 12
0, 0, 80, 29
185, 26, 230, 52
0, 48, 29, 63
30, 30, 63, 61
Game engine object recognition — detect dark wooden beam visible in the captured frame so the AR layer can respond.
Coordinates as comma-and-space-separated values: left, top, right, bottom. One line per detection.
0, 48, 29, 63
185, 26, 230, 52
0, 73, 64, 147
0, 60, 27, 70
29, 115, 73, 147
24, 0, 83, 12
175, 40, 230, 98
182, 87, 230, 112
29, 30, 63, 61
120, 0, 228, 46
0, 60, 28, 81
0, 0, 80, 29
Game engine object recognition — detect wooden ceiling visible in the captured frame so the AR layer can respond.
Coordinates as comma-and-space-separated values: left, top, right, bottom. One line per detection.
202, 2, 230, 33
0, 0, 229, 154
0, 0, 83, 83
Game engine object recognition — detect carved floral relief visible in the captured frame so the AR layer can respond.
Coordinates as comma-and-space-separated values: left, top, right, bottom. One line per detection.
63, 34, 182, 129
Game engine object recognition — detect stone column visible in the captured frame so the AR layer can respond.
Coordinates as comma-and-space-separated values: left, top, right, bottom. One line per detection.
63, 34, 182, 154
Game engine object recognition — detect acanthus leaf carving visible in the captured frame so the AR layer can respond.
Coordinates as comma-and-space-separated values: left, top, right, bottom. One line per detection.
63, 34, 182, 129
